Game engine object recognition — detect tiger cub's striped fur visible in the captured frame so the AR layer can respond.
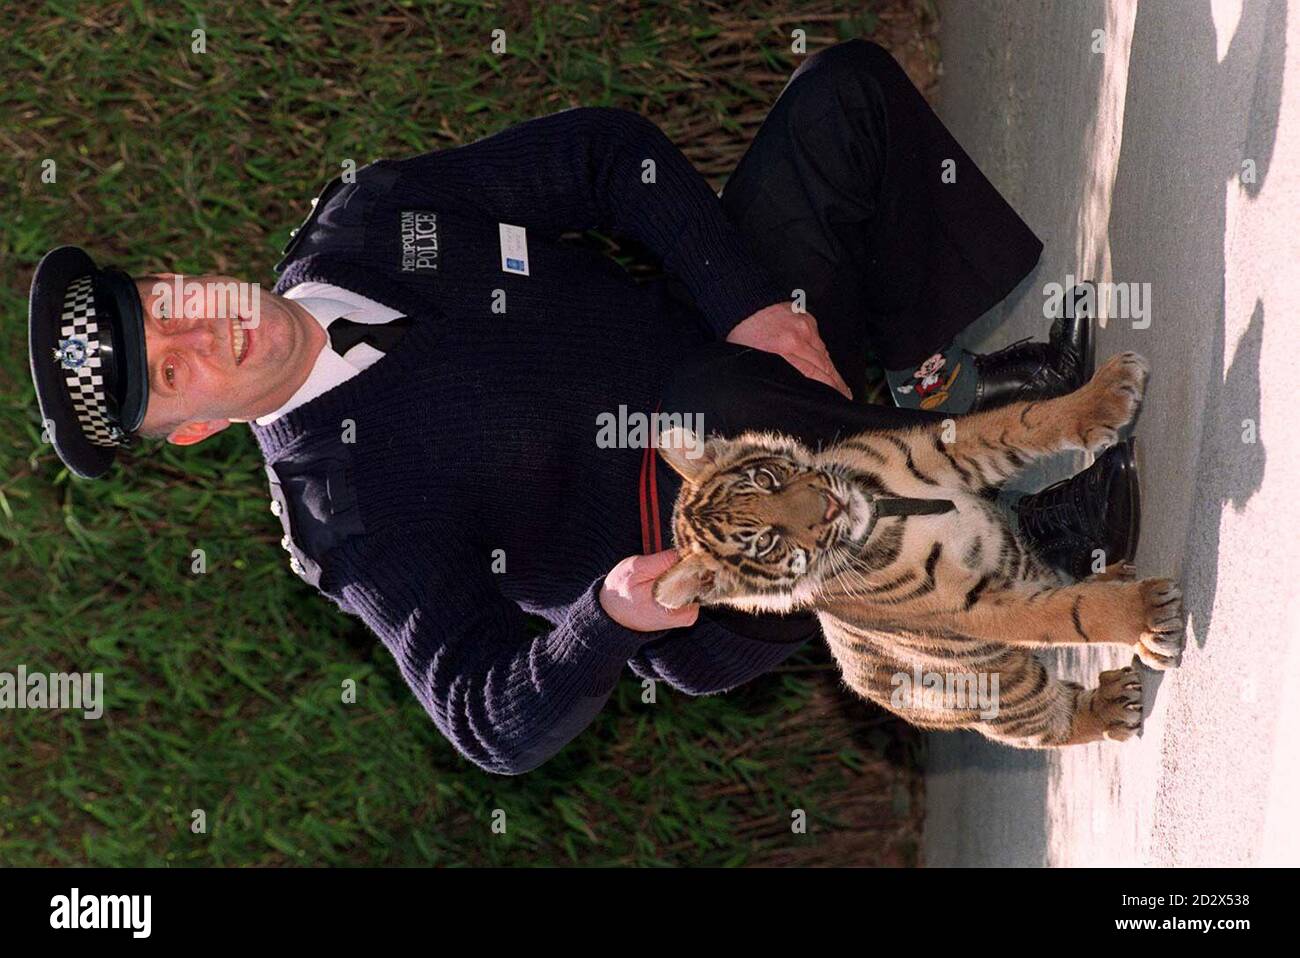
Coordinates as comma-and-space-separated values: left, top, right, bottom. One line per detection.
653, 352, 1185, 748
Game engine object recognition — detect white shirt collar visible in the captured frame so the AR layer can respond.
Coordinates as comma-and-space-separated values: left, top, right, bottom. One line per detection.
252, 286, 398, 427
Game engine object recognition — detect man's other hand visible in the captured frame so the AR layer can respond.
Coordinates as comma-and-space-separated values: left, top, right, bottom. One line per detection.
725, 302, 853, 399
600, 549, 700, 632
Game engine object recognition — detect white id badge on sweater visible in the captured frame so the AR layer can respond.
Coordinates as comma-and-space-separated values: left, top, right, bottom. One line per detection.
498, 223, 530, 276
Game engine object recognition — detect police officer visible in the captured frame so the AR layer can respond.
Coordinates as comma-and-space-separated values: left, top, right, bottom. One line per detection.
27, 40, 1137, 774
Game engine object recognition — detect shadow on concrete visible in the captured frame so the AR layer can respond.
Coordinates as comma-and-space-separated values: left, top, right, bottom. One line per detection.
925, 0, 1285, 864
923, 0, 1113, 867
1180, 299, 1267, 651
1108, 0, 1283, 653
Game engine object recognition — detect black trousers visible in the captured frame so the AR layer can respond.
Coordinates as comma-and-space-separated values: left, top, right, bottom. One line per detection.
658, 39, 1043, 645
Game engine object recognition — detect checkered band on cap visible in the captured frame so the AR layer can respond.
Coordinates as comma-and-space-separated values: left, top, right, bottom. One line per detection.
56, 274, 125, 448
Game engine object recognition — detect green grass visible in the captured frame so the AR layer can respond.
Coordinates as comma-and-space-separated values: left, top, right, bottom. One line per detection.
0, 0, 934, 867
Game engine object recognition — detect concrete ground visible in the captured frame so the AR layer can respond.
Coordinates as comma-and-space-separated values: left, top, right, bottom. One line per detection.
924, 0, 1300, 866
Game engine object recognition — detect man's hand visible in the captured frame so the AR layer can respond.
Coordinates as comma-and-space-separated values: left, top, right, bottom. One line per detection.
600, 549, 700, 632
725, 302, 853, 399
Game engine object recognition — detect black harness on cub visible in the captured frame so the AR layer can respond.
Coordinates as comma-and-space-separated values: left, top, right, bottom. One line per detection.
869, 496, 956, 518
856, 494, 956, 543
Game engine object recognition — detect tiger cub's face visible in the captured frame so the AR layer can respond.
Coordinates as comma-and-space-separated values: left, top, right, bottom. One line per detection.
652, 427, 874, 614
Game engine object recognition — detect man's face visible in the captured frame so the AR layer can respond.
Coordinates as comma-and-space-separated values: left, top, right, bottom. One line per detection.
135, 273, 322, 443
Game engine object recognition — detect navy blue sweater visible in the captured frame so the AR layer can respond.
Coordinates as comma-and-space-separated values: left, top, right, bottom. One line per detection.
252, 107, 805, 774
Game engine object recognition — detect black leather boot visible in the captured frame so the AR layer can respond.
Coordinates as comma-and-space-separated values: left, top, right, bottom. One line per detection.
1015, 437, 1141, 581
968, 286, 1097, 412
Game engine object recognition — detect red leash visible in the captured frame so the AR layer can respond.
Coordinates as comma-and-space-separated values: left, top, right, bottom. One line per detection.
638, 401, 664, 555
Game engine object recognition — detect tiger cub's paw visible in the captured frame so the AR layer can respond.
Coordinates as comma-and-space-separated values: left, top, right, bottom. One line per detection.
1072, 351, 1149, 452
1087, 665, 1145, 741
1134, 577, 1185, 670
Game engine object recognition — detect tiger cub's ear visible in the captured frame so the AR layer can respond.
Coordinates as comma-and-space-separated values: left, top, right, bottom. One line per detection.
656, 427, 716, 483
652, 553, 721, 610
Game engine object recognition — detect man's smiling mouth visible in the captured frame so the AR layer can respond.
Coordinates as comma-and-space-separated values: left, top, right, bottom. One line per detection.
230, 317, 251, 365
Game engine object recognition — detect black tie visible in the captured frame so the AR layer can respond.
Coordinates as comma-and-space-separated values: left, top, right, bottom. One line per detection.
327, 315, 412, 359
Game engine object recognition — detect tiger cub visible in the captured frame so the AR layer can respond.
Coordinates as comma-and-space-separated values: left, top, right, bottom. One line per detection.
652, 351, 1185, 748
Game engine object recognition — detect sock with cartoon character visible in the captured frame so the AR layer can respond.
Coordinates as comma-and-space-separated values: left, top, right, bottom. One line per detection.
884, 340, 976, 413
